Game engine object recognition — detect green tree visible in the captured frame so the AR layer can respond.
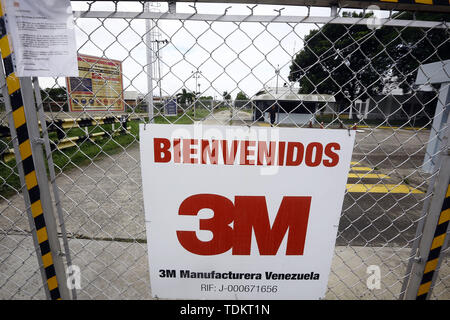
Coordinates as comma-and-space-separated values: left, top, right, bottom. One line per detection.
176, 88, 195, 105
288, 11, 450, 115
40, 87, 68, 102
386, 12, 450, 93
289, 12, 388, 110
38, 87, 68, 111
235, 91, 249, 101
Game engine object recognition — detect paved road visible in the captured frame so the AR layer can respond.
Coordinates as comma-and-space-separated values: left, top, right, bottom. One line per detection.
201, 108, 252, 125
0, 127, 429, 245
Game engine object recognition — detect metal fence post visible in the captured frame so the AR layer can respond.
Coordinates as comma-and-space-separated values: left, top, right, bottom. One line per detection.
33, 77, 76, 300
403, 114, 449, 300
0, 2, 70, 299
20, 78, 71, 300
422, 82, 450, 173
0, 75, 71, 300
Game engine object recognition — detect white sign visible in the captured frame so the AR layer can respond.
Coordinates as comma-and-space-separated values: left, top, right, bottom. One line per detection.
140, 124, 355, 300
3, 0, 78, 77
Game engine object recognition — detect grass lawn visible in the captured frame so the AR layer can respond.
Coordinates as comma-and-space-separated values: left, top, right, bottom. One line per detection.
0, 107, 217, 200
0, 120, 140, 200
153, 107, 211, 124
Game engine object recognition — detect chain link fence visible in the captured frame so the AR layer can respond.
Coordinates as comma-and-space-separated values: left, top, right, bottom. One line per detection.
0, 1, 449, 299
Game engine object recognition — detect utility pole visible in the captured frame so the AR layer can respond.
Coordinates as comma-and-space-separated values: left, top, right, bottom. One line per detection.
152, 39, 169, 101
144, 1, 163, 122
144, 2, 154, 121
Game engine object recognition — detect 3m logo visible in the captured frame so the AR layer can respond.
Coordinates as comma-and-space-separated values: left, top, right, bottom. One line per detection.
176, 194, 311, 256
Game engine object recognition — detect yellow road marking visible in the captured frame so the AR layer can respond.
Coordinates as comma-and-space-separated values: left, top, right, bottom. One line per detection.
355, 125, 427, 131
347, 173, 390, 179
350, 166, 373, 172
414, 0, 433, 4
346, 184, 424, 194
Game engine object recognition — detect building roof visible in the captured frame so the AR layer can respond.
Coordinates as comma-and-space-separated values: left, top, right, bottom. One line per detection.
123, 91, 144, 101
253, 86, 336, 103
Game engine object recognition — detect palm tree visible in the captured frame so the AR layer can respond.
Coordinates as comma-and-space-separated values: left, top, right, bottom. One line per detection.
176, 88, 195, 105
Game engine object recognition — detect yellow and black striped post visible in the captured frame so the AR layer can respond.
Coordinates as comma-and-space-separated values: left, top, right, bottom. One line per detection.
416, 183, 450, 299
0, 2, 64, 300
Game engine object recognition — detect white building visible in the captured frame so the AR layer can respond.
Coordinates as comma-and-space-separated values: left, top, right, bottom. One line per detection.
252, 86, 336, 125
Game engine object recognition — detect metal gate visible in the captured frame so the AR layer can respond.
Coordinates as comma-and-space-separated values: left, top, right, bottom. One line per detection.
0, 1, 449, 300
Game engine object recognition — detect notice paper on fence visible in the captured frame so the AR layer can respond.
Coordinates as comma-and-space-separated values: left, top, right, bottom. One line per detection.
3, 0, 78, 77
140, 124, 355, 300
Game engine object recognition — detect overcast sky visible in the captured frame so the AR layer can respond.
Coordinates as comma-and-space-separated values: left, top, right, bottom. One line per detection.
42, 1, 389, 100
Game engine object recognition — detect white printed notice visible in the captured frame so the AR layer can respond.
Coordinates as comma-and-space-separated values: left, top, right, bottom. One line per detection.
4, 0, 78, 77
140, 124, 356, 300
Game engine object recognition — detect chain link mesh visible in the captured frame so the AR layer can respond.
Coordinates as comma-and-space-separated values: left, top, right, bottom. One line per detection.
0, 1, 449, 299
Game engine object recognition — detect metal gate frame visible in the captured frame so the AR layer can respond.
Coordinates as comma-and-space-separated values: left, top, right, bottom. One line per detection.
0, 0, 449, 300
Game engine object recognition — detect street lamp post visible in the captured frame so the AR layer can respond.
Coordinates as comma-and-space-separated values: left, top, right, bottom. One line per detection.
191, 70, 202, 94
196, 83, 202, 118
275, 64, 280, 95
191, 70, 202, 118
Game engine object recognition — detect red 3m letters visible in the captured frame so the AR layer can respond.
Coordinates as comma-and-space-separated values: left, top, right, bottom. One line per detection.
176, 194, 312, 256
